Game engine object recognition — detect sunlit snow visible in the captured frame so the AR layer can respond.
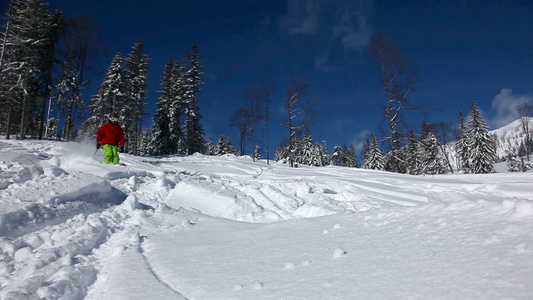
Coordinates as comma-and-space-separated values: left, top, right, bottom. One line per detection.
1, 138, 532, 299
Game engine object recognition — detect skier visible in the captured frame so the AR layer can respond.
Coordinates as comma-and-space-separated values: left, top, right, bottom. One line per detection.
96, 113, 125, 165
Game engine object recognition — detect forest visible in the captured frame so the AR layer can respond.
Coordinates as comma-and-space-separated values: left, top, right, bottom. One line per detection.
1, 0, 531, 175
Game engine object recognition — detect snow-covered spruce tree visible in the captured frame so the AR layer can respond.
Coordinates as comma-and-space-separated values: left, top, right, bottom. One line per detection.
421, 132, 444, 175
302, 134, 325, 167
300, 129, 315, 166
506, 149, 521, 172
137, 129, 153, 156
405, 130, 420, 174
341, 144, 357, 167
360, 138, 370, 165
255, 145, 261, 160
0, 0, 63, 139
183, 100, 206, 155
515, 103, 532, 161
506, 148, 533, 172
467, 101, 497, 174
182, 43, 206, 155
331, 145, 342, 166
310, 142, 323, 166
203, 139, 213, 156
80, 52, 124, 139
290, 138, 304, 166
168, 60, 187, 153
318, 140, 330, 166
274, 142, 289, 162
455, 110, 470, 173
149, 60, 173, 155
215, 134, 225, 155
225, 135, 235, 155
362, 132, 385, 170
123, 38, 149, 155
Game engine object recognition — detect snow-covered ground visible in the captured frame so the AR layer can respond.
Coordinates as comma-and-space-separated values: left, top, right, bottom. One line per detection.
1, 138, 532, 300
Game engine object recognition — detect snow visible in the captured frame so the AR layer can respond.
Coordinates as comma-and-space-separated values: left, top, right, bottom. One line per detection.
1, 138, 532, 300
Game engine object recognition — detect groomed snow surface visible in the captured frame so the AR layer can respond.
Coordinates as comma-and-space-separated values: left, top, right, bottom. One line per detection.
1, 139, 532, 300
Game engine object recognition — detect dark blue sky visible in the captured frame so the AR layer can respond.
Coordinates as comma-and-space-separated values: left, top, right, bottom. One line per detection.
9, 0, 533, 155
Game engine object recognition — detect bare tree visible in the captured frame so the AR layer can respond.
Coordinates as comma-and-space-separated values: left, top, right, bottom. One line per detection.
260, 78, 275, 165
242, 79, 275, 163
229, 107, 250, 155
282, 76, 316, 167
54, 16, 98, 141
244, 84, 263, 161
434, 121, 454, 173
367, 32, 421, 172
516, 103, 532, 161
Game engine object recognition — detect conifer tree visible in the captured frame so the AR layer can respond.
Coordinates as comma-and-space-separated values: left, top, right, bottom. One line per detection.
225, 135, 234, 155
467, 101, 497, 174
318, 140, 330, 166
455, 110, 470, 173
331, 145, 342, 166
361, 138, 370, 164
80, 52, 124, 139
275, 142, 290, 162
149, 60, 173, 155
255, 145, 261, 160
301, 129, 314, 166
137, 129, 153, 156
362, 132, 385, 170
341, 144, 357, 167
204, 139, 215, 156
0, 0, 63, 139
421, 132, 444, 174
168, 60, 187, 153
182, 44, 206, 154
406, 130, 421, 175
215, 134, 225, 155
124, 38, 149, 155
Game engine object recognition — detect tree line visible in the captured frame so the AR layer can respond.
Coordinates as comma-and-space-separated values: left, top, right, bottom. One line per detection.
1, 0, 531, 175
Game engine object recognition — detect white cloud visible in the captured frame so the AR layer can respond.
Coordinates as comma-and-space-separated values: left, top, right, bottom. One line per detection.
333, 7, 372, 52
279, 0, 320, 35
349, 129, 372, 155
279, 0, 373, 71
491, 88, 533, 127
315, 51, 338, 72
335, 118, 353, 130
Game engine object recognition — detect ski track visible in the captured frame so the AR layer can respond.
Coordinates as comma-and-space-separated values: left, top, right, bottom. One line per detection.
139, 236, 189, 300
1, 139, 532, 299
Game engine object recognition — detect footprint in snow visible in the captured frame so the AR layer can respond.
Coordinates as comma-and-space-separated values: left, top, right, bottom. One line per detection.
332, 248, 347, 258
284, 262, 296, 270
284, 260, 312, 270
253, 281, 264, 289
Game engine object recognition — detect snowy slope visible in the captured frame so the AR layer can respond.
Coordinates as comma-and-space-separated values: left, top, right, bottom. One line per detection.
0, 138, 532, 299
490, 117, 532, 159
439, 117, 531, 172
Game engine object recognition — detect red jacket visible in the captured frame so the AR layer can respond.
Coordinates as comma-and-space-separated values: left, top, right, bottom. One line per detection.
96, 122, 125, 146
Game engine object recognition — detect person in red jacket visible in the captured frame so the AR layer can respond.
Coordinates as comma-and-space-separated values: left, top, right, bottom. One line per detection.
96, 113, 125, 165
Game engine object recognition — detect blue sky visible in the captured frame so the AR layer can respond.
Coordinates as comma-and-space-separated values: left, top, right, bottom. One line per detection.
5, 0, 532, 156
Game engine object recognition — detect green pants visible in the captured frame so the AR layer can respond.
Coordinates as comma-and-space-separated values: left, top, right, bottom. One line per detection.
102, 144, 120, 164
